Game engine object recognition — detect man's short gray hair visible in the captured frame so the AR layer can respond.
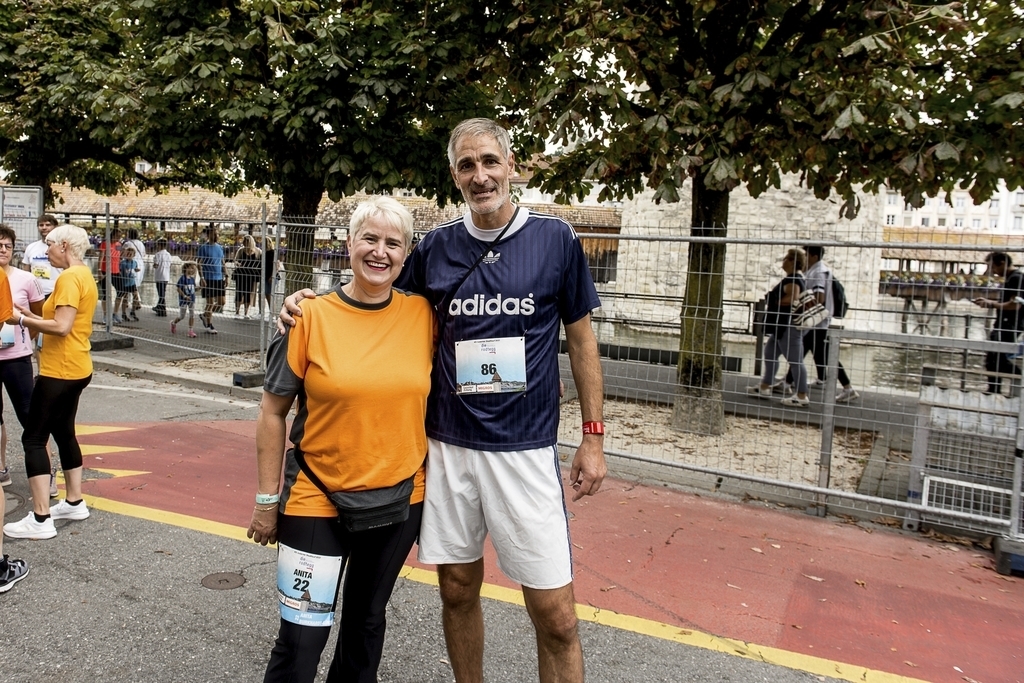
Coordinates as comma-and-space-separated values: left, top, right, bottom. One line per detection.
350, 196, 415, 249
447, 118, 512, 167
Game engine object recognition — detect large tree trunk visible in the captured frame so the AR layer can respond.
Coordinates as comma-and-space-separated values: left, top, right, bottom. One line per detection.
282, 182, 325, 295
671, 176, 730, 435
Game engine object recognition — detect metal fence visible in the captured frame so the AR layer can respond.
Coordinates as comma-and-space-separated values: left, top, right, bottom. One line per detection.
61, 206, 1023, 541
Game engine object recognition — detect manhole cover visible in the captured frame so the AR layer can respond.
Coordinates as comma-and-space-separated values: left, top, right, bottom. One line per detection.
201, 572, 245, 590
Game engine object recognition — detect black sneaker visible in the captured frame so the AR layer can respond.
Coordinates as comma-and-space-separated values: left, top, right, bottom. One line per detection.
0, 555, 29, 593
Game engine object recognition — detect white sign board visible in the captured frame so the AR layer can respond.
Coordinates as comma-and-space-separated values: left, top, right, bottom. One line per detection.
0, 186, 45, 250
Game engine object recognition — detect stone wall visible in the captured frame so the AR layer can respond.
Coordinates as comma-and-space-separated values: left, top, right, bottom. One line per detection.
606, 175, 885, 337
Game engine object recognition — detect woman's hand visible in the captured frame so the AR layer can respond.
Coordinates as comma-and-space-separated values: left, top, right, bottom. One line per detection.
247, 505, 279, 546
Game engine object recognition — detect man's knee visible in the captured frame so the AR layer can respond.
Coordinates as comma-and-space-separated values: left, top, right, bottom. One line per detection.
438, 562, 484, 610
523, 584, 579, 644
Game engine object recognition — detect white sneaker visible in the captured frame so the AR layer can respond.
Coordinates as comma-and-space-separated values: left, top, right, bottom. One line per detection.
811, 379, 825, 388
836, 387, 860, 403
781, 395, 810, 408
3, 512, 56, 540
50, 499, 90, 521
746, 385, 772, 398
772, 382, 795, 396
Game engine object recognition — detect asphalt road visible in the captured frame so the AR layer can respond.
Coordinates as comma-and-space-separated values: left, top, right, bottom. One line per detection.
1, 370, 840, 683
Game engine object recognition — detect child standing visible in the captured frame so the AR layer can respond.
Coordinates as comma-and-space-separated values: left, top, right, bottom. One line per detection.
172, 262, 198, 338
114, 246, 140, 323
152, 238, 171, 317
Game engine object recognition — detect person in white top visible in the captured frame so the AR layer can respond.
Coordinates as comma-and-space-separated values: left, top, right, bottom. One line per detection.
152, 238, 171, 317
21, 214, 63, 298
123, 229, 147, 313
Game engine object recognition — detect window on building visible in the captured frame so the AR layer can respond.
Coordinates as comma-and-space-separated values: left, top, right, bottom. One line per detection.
887, 193, 899, 205
972, 218, 981, 229
921, 217, 930, 227
955, 196, 965, 209
990, 198, 1000, 211
937, 218, 946, 227
135, 162, 149, 174
1015, 216, 1023, 231
1017, 192, 1024, 206
904, 202, 914, 212
991, 219, 1000, 229
885, 214, 897, 225
954, 218, 964, 227
925, 198, 933, 207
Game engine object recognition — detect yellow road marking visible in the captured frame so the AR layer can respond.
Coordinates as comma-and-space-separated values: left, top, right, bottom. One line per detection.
88, 468, 152, 479
77, 425, 136, 436
81, 444, 142, 455
84, 493, 931, 683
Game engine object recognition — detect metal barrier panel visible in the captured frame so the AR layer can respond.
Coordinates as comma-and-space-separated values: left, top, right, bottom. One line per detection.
69, 208, 1024, 538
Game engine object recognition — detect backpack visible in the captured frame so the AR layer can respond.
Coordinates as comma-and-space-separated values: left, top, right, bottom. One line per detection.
831, 274, 849, 319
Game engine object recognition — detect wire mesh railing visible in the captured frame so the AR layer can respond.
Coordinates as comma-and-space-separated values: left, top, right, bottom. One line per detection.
43, 204, 1023, 539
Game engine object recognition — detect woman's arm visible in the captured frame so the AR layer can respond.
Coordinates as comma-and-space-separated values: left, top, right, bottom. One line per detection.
780, 282, 800, 306
14, 304, 77, 337
247, 391, 295, 546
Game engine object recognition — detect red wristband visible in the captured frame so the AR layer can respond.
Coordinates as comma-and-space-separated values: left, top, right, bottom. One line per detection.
582, 421, 605, 435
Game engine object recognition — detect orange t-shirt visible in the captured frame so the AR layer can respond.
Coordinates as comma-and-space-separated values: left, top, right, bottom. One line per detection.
0, 268, 13, 322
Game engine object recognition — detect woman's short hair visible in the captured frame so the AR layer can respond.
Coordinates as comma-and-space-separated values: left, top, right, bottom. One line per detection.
786, 248, 807, 272
0, 225, 17, 245
349, 196, 414, 249
447, 118, 512, 168
46, 225, 90, 260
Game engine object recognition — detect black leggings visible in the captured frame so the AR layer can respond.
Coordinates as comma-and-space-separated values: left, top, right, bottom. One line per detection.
263, 503, 422, 683
22, 374, 92, 478
0, 355, 34, 427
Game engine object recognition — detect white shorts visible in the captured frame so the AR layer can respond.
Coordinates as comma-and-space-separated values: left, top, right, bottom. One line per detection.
418, 439, 573, 590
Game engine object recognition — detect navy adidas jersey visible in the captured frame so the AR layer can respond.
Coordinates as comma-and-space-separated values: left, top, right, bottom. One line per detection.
397, 208, 600, 450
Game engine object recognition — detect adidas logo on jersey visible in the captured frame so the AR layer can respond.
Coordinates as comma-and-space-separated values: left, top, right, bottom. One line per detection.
449, 293, 535, 316
482, 250, 500, 264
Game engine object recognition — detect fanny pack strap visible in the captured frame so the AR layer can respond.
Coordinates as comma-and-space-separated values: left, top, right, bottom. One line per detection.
292, 446, 335, 501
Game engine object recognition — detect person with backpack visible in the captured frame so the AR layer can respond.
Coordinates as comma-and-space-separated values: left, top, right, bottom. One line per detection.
781, 246, 859, 403
973, 251, 1024, 395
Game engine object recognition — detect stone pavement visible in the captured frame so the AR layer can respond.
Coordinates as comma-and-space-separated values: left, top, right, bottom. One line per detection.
0, 340, 1021, 683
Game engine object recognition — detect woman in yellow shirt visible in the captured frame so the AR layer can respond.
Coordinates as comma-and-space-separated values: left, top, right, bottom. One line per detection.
2, 225, 98, 541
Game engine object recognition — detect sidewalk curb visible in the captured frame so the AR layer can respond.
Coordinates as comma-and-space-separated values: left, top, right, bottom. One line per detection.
91, 356, 265, 402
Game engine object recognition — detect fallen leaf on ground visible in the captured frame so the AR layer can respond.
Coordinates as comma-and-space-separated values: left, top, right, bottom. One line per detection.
771, 544, 781, 549
751, 547, 763, 553
855, 579, 866, 587
727, 583, 742, 590
803, 574, 825, 582
600, 585, 617, 592
791, 624, 803, 629
904, 661, 918, 667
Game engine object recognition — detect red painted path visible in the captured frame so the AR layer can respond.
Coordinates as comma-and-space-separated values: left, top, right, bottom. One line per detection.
77, 421, 1024, 683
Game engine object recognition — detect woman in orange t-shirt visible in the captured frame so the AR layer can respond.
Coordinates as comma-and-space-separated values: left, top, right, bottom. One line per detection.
2, 225, 97, 541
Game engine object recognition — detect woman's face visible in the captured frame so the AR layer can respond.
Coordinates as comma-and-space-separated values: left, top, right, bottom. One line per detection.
0, 236, 13, 268
347, 215, 407, 293
46, 237, 68, 269
782, 253, 795, 275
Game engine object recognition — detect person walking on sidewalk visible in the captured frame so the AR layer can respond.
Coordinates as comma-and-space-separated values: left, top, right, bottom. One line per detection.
123, 228, 147, 314
249, 197, 434, 682
171, 262, 198, 338
973, 251, 1024, 395
3, 225, 97, 540
152, 238, 171, 317
282, 118, 607, 683
20, 214, 63, 301
782, 246, 859, 403
748, 248, 810, 407
196, 228, 226, 334
0, 226, 45, 488
97, 227, 121, 320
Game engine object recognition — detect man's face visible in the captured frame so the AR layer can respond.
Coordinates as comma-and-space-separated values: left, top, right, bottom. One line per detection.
987, 259, 1007, 277
37, 220, 57, 239
449, 134, 514, 223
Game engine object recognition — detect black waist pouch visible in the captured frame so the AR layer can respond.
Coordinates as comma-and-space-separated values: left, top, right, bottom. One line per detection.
293, 447, 413, 532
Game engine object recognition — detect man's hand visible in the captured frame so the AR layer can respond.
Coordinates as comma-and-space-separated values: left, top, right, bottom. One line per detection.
568, 436, 606, 502
276, 289, 317, 334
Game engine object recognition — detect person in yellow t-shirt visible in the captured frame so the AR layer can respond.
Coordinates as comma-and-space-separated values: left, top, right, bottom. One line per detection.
247, 197, 434, 683
2, 225, 97, 541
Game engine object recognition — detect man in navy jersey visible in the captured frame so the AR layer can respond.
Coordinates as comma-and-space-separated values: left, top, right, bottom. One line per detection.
282, 118, 606, 683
